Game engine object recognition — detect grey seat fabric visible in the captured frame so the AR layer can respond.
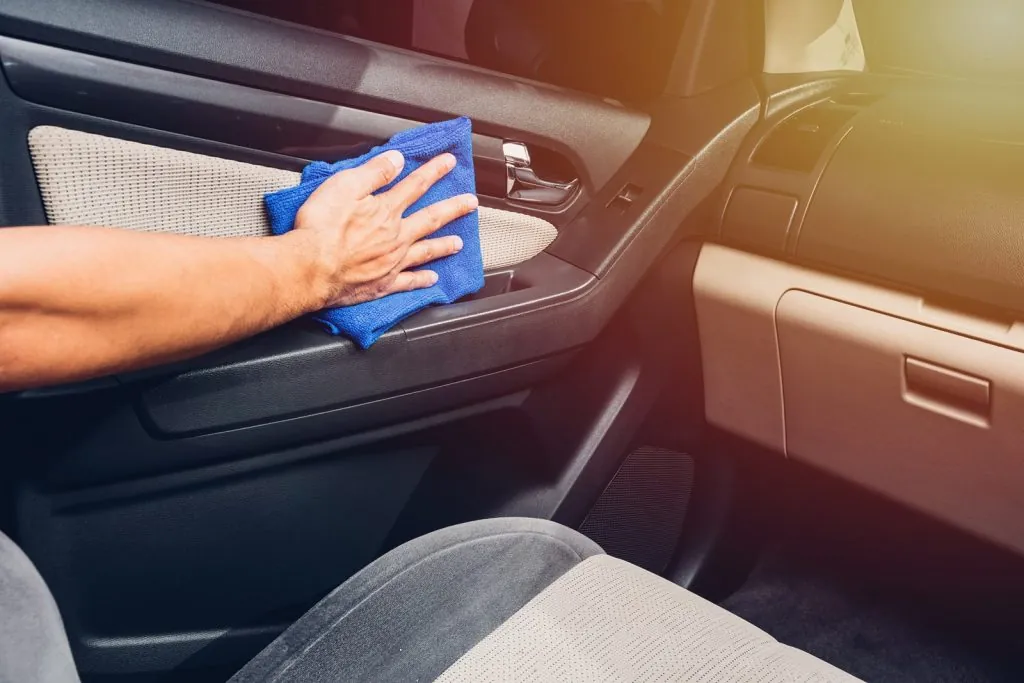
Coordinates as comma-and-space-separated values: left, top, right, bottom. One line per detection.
0, 531, 79, 683
1, 517, 862, 683
0, 518, 597, 683
436, 554, 862, 682
229, 517, 604, 683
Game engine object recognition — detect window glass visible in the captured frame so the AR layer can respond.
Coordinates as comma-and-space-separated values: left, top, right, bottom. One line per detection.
853, 0, 1024, 83
764, 0, 866, 74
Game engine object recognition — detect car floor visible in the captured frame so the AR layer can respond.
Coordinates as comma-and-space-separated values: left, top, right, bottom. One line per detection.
722, 547, 1021, 682
711, 457, 1024, 683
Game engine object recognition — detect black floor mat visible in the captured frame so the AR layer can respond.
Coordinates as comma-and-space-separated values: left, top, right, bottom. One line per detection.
721, 552, 1022, 682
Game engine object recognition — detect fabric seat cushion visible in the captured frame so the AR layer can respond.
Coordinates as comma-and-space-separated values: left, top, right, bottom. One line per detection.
0, 531, 80, 683
2, 515, 863, 683
228, 517, 603, 683
436, 553, 863, 682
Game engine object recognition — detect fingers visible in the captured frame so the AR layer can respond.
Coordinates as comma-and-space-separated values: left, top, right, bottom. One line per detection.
401, 235, 464, 269
381, 153, 457, 211
386, 269, 439, 294
329, 150, 405, 198
401, 193, 479, 242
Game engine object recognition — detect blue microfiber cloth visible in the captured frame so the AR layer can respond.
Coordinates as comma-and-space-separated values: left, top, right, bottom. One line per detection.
264, 117, 483, 348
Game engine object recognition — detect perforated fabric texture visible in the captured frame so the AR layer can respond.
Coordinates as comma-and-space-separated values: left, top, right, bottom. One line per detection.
29, 127, 298, 240
27, 126, 556, 271
476, 206, 558, 271
579, 447, 694, 574
436, 555, 864, 683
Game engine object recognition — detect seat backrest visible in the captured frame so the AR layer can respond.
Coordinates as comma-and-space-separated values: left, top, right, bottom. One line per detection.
0, 531, 80, 683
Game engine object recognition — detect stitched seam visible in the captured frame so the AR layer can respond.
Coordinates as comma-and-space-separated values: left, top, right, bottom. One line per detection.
270, 529, 591, 681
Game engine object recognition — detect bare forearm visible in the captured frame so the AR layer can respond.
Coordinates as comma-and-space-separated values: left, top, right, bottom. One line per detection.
0, 149, 473, 393
0, 226, 325, 391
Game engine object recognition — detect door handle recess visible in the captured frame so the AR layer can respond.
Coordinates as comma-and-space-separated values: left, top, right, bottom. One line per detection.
503, 141, 579, 205
903, 356, 991, 427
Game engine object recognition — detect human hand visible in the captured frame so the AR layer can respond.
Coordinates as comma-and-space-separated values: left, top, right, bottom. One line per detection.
292, 150, 477, 308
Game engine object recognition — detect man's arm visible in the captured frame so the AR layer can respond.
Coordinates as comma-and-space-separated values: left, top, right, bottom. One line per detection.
0, 149, 477, 392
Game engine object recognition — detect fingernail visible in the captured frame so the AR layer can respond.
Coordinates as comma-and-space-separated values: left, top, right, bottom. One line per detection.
382, 150, 404, 172
451, 236, 464, 251
426, 271, 439, 285
442, 153, 457, 170
466, 194, 479, 209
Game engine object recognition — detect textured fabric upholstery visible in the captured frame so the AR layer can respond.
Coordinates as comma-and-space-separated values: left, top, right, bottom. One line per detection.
0, 517, 862, 683
30, 126, 297, 239
27, 127, 557, 271
437, 554, 863, 682
0, 531, 79, 683
477, 208, 559, 270
228, 518, 603, 683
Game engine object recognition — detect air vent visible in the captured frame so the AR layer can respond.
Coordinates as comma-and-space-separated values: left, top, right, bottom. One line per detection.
752, 104, 857, 172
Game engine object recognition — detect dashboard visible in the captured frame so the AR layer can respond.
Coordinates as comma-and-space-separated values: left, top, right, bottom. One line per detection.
695, 74, 1024, 557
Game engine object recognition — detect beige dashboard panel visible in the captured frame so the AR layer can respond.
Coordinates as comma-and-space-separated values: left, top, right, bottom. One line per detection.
694, 244, 1024, 452
694, 244, 1024, 554
779, 291, 1024, 555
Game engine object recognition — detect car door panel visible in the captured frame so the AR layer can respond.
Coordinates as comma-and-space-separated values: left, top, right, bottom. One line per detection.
0, 40, 753, 442
19, 445, 437, 675
0, 0, 757, 679
698, 65, 1024, 569
0, 36, 566, 214
0, 0, 649, 194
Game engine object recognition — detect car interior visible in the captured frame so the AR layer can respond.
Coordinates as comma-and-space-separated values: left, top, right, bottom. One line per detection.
2, 0, 1024, 681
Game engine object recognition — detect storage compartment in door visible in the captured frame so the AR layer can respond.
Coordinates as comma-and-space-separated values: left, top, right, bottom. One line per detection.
777, 291, 1024, 555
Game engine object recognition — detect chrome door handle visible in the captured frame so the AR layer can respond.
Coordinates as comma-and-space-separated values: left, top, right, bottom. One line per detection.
503, 141, 579, 205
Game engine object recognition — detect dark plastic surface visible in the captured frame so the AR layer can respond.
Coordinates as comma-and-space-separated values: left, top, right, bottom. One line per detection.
720, 73, 1024, 317
135, 255, 591, 436
502, 320, 662, 526
712, 75, 877, 255
377, 320, 665, 549
19, 445, 437, 674
138, 323, 576, 438
721, 187, 797, 252
0, 37, 515, 201
0, 0, 649, 192
0, 32, 759, 435
463, 0, 690, 103
762, 73, 848, 120
132, 127, 740, 437
553, 81, 761, 276
751, 103, 858, 172
490, 241, 708, 530
0, 47, 600, 430
798, 86, 1024, 315
0, 77, 313, 208
403, 241, 708, 538
0, 38, 756, 482
665, 0, 754, 97
29, 360, 560, 491
1, 107, 729, 438
0, 57, 45, 227
650, 240, 739, 593
548, 146, 693, 276
5, 122, 730, 484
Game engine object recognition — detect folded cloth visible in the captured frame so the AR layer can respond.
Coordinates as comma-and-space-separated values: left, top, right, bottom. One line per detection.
264, 117, 483, 348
